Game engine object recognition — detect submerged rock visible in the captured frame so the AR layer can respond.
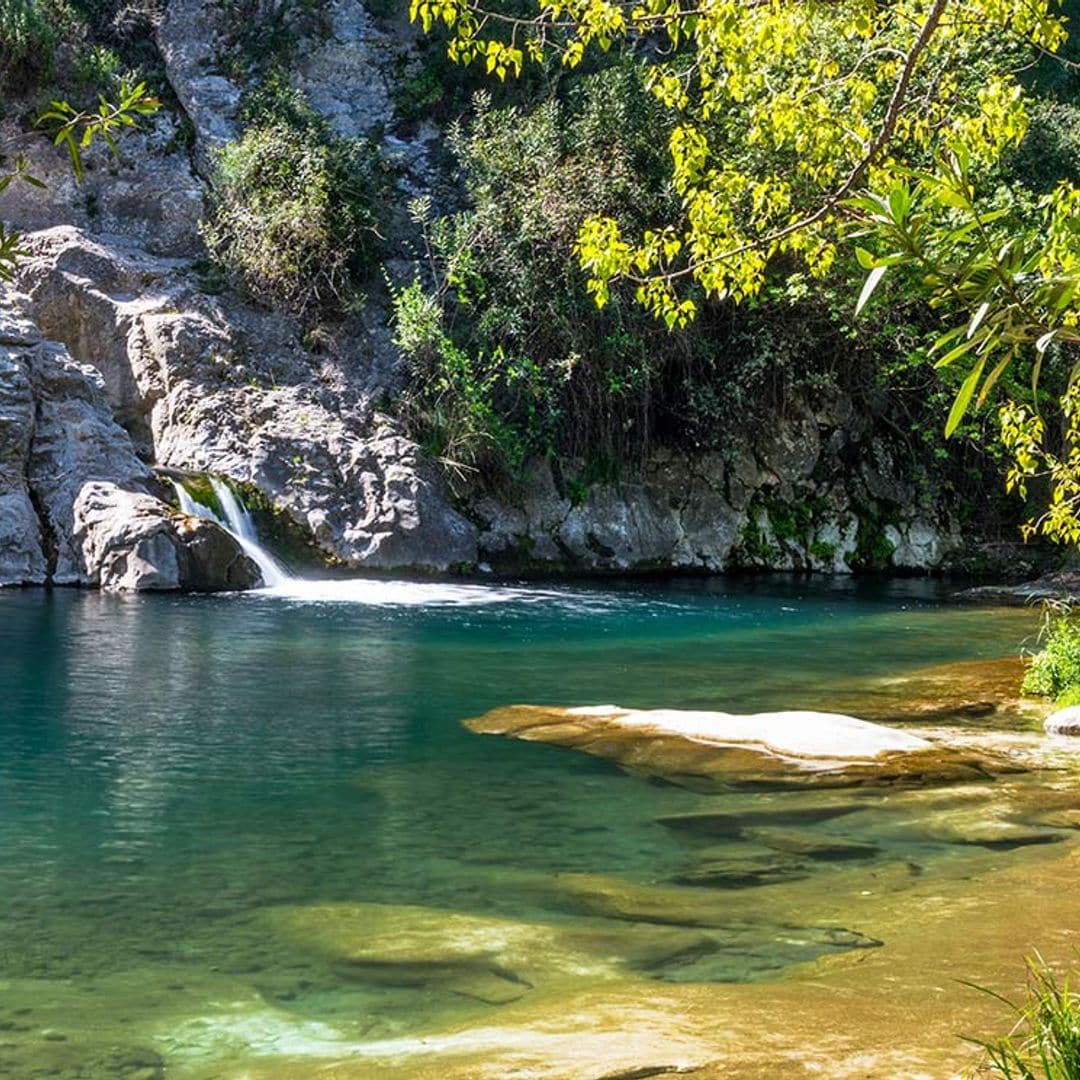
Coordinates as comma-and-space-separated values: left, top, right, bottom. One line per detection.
672, 853, 810, 889
913, 809, 1063, 849
260, 902, 720, 1001
657, 800, 866, 836
464, 704, 997, 791
743, 828, 880, 861
829, 657, 1034, 728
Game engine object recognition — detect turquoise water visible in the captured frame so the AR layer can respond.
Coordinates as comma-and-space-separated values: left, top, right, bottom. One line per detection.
0, 579, 1051, 1077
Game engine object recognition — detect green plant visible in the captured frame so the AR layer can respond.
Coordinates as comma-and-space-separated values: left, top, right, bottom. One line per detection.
0, 0, 59, 90
966, 954, 1080, 1078
1022, 602, 1080, 702
201, 118, 382, 315
809, 540, 838, 562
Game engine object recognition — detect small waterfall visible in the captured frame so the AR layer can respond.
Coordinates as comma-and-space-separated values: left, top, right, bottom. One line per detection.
171, 477, 291, 588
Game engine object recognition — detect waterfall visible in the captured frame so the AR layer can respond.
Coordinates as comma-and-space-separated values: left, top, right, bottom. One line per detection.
170, 477, 291, 588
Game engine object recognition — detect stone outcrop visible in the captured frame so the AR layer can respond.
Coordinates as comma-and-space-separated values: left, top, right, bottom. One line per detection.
471, 449, 961, 575
0, 118, 205, 258
1045, 705, 1080, 736
8, 226, 477, 575
0, 310, 257, 590
74, 481, 259, 590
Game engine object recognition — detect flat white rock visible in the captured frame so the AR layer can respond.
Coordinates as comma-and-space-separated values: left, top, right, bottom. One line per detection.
565, 706, 931, 762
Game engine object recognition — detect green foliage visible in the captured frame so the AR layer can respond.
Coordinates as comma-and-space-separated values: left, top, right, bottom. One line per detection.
390, 60, 1024, 514
201, 96, 384, 316
0, 0, 163, 96
852, 510, 898, 570
0, 0, 59, 90
966, 954, 1080, 1078
38, 79, 160, 180
414, 0, 1062, 326
392, 277, 553, 488
1022, 604, 1080, 701
393, 63, 685, 481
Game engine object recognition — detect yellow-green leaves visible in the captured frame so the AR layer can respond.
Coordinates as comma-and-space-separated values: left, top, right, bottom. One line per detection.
413, 0, 1069, 350
37, 79, 159, 182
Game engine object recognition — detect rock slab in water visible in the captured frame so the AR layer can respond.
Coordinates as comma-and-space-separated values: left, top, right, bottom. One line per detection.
261, 902, 723, 1002
464, 704, 997, 790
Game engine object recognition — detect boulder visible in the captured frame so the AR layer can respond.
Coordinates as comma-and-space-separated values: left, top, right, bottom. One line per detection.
73, 482, 260, 591
464, 704, 998, 791
155, 0, 241, 169
1046, 706, 1080, 736
0, 307, 257, 592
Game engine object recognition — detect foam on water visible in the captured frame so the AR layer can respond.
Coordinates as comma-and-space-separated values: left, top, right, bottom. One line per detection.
258, 576, 613, 607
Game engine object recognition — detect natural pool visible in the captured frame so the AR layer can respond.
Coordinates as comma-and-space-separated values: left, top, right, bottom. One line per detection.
0, 577, 1076, 1079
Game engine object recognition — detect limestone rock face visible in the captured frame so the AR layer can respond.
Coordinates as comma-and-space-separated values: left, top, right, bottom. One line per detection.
464, 703, 1001, 791
290, 0, 394, 140
0, 316, 47, 585
156, 0, 241, 168
13, 226, 478, 574
0, 309, 256, 591
73, 482, 260, 591
469, 438, 957, 575
0, 119, 205, 258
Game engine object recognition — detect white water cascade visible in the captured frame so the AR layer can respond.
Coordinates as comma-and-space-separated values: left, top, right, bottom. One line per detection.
171, 477, 291, 588
171, 474, 596, 607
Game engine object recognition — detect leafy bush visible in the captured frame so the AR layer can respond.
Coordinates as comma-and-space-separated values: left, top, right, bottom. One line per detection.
1022, 604, 1080, 701
394, 63, 691, 482
0, 0, 60, 90
0, 0, 162, 96
390, 56, 1026, 517
201, 102, 383, 316
967, 954, 1080, 1078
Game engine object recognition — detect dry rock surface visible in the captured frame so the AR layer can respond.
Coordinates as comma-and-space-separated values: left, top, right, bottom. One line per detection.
0, 310, 257, 590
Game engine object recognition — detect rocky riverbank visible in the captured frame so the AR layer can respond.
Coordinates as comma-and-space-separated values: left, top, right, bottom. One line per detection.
0, 0, 1038, 590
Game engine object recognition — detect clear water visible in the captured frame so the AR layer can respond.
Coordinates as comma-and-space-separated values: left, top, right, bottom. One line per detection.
0, 578, 1053, 1077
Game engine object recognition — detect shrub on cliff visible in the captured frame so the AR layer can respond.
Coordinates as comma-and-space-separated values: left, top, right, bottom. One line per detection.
0, 0, 61, 90
201, 118, 382, 316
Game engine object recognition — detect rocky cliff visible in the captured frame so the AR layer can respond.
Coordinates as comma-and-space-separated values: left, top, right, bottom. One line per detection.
0, 0, 1019, 589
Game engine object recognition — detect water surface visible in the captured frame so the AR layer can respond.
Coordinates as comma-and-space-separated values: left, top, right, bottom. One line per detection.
0, 577, 1054, 1078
